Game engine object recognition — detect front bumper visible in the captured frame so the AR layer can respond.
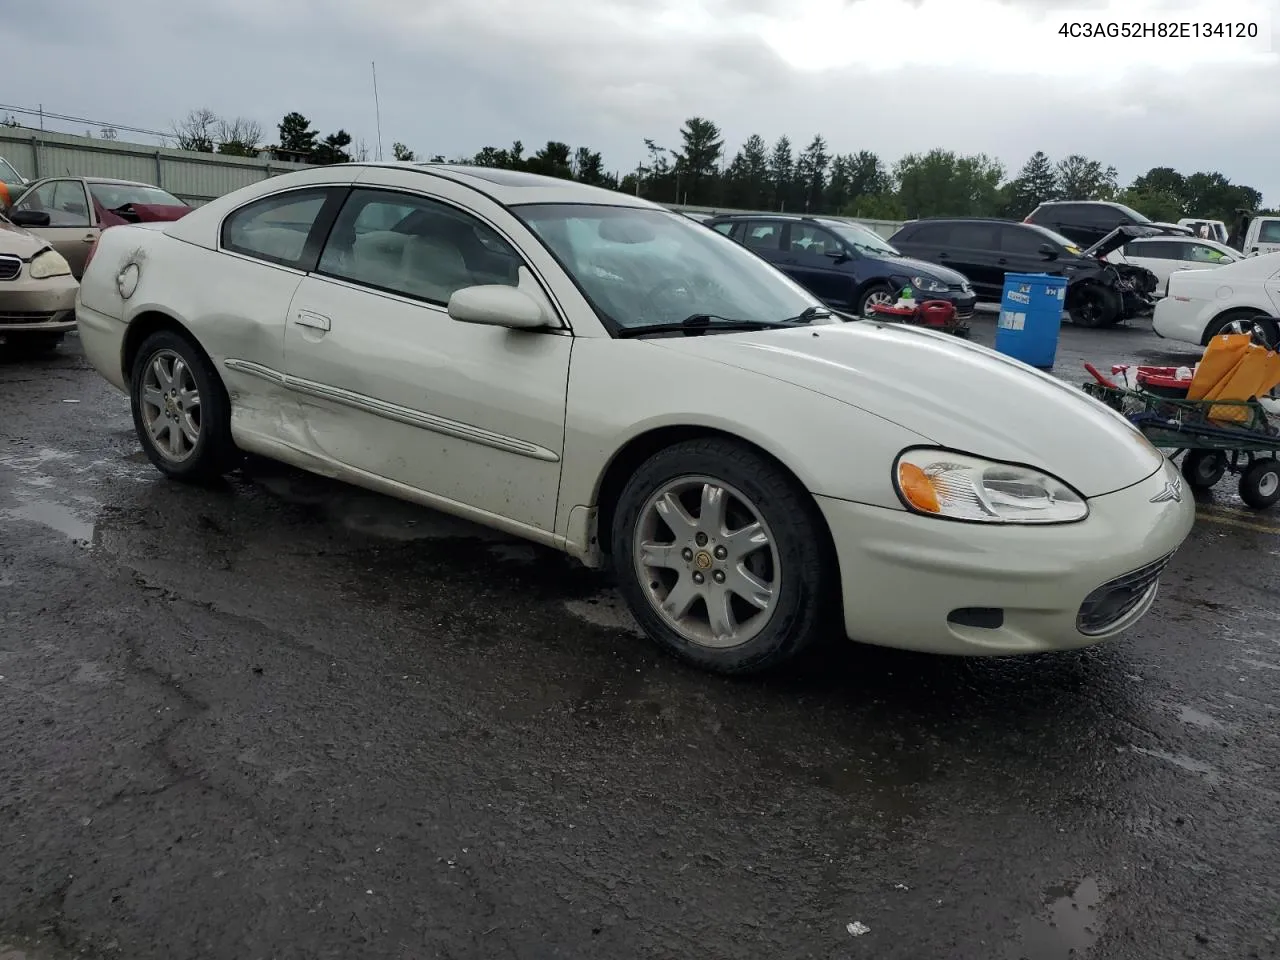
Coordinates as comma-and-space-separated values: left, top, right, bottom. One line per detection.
817, 457, 1195, 655
0, 276, 79, 335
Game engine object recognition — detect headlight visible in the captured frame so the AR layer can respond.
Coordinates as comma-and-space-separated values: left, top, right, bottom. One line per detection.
29, 249, 71, 279
893, 448, 1088, 524
911, 276, 949, 293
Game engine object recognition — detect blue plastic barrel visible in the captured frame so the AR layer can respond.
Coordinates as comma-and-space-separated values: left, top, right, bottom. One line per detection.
994, 272, 1066, 369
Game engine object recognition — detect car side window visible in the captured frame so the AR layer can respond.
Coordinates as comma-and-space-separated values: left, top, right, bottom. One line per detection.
222, 188, 332, 269
712, 222, 734, 235
742, 221, 782, 251
787, 223, 839, 255
1186, 243, 1229, 263
1258, 221, 1280, 243
998, 225, 1048, 255
316, 188, 523, 305
15, 180, 91, 227
1131, 241, 1183, 260
907, 223, 951, 244
950, 223, 998, 250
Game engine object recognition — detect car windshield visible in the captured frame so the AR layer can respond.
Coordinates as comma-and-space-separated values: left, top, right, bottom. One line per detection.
1029, 224, 1081, 250
828, 221, 901, 256
0, 157, 22, 184
514, 203, 825, 331
88, 183, 185, 209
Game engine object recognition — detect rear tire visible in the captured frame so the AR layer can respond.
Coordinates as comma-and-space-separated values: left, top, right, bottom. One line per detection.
610, 438, 837, 675
1239, 458, 1280, 510
129, 329, 237, 484
1203, 310, 1278, 347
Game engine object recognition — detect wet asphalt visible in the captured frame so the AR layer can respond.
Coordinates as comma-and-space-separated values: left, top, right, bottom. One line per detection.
1, 317, 1279, 960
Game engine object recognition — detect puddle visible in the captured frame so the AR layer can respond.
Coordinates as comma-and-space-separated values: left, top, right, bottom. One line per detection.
1005, 877, 1103, 960
1176, 705, 1229, 731
2, 499, 94, 545
1129, 746, 1221, 784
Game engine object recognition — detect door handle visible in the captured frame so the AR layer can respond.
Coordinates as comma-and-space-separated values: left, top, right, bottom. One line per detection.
294, 310, 331, 331
998, 258, 1008, 265
938, 252, 950, 258
82, 234, 97, 243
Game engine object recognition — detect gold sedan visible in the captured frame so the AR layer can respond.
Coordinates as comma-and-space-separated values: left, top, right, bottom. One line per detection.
0, 213, 78, 351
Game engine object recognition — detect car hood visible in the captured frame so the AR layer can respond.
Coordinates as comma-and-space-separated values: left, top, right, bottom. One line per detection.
651, 321, 1165, 498
1082, 224, 1165, 258
877, 254, 970, 286
0, 215, 49, 256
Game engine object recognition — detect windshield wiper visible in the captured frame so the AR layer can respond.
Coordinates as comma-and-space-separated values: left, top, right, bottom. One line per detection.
615, 314, 798, 339
779, 305, 832, 324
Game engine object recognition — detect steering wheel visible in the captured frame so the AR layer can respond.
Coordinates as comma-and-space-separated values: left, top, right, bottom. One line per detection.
644, 277, 698, 315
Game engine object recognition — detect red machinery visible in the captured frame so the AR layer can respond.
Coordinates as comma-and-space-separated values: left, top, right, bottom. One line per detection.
868, 299, 970, 337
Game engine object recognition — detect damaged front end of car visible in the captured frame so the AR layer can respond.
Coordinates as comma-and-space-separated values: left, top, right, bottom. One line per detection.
1065, 225, 1162, 328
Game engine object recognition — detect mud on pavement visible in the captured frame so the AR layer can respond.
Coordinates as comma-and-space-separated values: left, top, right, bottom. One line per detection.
2, 331, 1279, 960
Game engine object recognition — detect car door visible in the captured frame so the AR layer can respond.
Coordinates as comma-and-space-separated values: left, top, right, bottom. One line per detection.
1121, 240, 1185, 294
9, 179, 99, 277
281, 183, 571, 534
944, 222, 1001, 298
996, 224, 1061, 284
739, 219, 787, 269
782, 222, 854, 308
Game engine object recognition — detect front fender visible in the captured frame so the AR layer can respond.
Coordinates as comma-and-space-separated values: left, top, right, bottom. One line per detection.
557, 337, 926, 544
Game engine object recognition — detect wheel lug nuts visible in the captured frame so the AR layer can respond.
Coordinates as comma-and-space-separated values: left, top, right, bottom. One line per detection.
695, 533, 708, 546
714, 546, 727, 560
682, 547, 694, 562
692, 571, 705, 584
713, 570, 725, 583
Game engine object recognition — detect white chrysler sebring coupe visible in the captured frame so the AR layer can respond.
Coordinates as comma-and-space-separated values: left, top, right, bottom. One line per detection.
76, 163, 1195, 674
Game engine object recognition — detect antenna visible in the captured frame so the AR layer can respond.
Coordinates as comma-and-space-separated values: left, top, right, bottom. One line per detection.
371, 61, 383, 161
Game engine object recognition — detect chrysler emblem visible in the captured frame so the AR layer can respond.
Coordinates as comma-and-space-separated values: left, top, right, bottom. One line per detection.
1150, 476, 1183, 503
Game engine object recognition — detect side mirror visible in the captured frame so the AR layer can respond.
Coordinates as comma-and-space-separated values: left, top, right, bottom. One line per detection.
8, 209, 50, 228
447, 284, 548, 329
824, 248, 850, 262
1038, 243, 1059, 260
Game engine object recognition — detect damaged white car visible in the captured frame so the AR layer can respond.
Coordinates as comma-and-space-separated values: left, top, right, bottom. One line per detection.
76, 163, 1194, 674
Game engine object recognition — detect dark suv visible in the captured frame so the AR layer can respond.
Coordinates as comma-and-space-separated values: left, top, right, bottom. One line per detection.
1025, 200, 1190, 249
706, 213, 977, 319
888, 217, 1160, 327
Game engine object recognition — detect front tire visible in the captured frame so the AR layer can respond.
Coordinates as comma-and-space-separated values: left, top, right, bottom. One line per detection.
1068, 284, 1120, 328
611, 438, 836, 675
856, 283, 897, 320
129, 329, 237, 483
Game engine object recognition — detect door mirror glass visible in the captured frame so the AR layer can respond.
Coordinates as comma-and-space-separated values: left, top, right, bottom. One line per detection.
448, 284, 548, 329
8, 209, 51, 228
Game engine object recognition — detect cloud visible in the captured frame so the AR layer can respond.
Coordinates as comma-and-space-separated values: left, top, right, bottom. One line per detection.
1, 0, 1277, 203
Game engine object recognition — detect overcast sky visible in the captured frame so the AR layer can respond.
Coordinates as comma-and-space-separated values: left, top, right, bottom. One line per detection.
5, 0, 1278, 202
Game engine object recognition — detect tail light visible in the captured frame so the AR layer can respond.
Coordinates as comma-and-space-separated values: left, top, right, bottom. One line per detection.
83, 235, 100, 272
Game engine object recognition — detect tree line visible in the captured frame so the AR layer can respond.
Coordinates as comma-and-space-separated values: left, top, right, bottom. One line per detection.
171, 109, 1272, 223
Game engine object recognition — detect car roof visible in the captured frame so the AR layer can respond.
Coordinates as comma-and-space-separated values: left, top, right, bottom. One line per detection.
901, 217, 1017, 224
1035, 200, 1124, 207
354, 162, 659, 210
707, 212, 844, 223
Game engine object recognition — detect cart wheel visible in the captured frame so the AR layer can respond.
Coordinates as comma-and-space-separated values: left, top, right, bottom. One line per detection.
1181, 450, 1227, 489
1238, 458, 1280, 509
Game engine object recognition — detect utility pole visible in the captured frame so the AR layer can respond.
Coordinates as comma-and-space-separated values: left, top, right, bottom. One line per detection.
371, 62, 383, 161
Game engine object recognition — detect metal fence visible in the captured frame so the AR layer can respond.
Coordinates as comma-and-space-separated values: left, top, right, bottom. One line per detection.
0, 127, 907, 234
0, 127, 309, 206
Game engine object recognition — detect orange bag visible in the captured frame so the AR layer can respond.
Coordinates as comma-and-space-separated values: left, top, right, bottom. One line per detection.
1187, 333, 1280, 423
